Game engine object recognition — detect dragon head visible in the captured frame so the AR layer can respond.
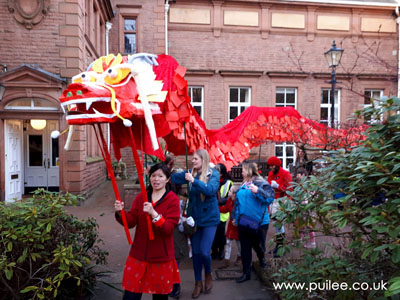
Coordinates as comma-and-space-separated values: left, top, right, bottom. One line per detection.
60, 53, 166, 126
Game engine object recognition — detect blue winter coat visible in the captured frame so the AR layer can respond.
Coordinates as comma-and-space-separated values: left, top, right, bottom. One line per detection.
235, 176, 275, 226
171, 168, 220, 227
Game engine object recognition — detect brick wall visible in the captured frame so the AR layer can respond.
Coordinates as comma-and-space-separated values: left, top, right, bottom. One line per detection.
109, 0, 165, 55
0, 0, 67, 74
82, 160, 107, 198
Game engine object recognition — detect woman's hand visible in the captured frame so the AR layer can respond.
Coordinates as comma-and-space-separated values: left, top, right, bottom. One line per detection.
232, 219, 237, 227
143, 202, 158, 218
248, 183, 258, 194
115, 200, 124, 211
185, 172, 194, 183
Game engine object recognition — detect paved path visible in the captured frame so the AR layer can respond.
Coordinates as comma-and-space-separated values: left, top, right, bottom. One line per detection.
66, 180, 275, 300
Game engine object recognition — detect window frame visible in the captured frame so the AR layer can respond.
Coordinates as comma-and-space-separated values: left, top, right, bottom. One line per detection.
275, 87, 297, 109
364, 89, 384, 124
123, 17, 137, 55
119, 12, 139, 55
188, 86, 204, 119
228, 86, 251, 122
275, 143, 296, 170
5, 98, 59, 111
320, 88, 341, 127
274, 87, 297, 170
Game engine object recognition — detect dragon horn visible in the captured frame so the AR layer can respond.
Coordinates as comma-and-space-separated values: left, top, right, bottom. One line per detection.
101, 84, 132, 127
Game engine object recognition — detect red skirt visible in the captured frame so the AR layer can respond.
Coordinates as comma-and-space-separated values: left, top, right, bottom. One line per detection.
122, 256, 181, 294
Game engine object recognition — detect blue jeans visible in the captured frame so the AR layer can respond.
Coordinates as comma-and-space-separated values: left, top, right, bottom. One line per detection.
190, 225, 218, 281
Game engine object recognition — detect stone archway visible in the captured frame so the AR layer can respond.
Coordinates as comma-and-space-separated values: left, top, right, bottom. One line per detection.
0, 65, 66, 202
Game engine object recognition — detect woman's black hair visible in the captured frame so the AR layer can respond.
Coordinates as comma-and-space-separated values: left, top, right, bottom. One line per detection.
217, 163, 230, 181
147, 163, 171, 193
149, 162, 171, 179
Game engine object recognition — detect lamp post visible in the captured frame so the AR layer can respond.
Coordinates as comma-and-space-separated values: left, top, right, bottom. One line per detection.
324, 40, 344, 128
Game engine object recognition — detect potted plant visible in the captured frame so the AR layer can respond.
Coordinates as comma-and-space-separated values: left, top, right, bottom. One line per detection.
112, 160, 127, 180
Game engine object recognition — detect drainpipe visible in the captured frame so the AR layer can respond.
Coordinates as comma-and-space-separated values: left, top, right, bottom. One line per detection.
105, 21, 112, 151
396, 6, 400, 97
165, 0, 170, 54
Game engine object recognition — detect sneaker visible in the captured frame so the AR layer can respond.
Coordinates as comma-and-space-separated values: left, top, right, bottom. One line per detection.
304, 242, 316, 249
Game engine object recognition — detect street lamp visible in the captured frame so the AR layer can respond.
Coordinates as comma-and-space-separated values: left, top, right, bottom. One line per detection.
324, 40, 344, 127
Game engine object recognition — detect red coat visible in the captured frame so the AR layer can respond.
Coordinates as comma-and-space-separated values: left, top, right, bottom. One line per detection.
116, 191, 180, 263
219, 197, 239, 240
268, 167, 293, 199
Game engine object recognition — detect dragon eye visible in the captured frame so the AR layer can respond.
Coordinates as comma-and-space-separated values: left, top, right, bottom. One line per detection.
72, 71, 99, 83
103, 66, 131, 85
106, 68, 118, 78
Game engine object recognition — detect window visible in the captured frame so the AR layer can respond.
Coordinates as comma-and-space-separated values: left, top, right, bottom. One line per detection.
320, 88, 340, 127
275, 88, 297, 170
124, 18, 137, 54
5, 98, 59, 111
276, 88, 297, 109
275, 143, 295, 170
364, 89, 383, 124
229, 87, 251, 122
188, 86, 204, 119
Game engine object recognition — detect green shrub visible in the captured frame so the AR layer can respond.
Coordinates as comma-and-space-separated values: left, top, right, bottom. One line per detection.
271, 97, 400, 299
0, 189, 108, 299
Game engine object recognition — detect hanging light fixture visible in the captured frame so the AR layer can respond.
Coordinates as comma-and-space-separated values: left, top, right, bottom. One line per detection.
30, 119, 47, 130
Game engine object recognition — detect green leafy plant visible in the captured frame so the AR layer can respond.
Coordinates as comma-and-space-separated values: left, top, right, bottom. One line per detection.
0, 189, 108, 299
112, 160, 128, 180
270, 97, 400, 299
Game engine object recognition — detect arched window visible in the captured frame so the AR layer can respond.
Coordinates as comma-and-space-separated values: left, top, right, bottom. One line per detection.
5, 98, 59, 111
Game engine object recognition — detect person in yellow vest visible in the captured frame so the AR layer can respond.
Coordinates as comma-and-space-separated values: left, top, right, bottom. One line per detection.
211, 163, 233, 261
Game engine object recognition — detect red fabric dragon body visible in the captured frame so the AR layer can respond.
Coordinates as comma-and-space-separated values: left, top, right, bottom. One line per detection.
59, 53, 365, 243
60, 53, 365, 170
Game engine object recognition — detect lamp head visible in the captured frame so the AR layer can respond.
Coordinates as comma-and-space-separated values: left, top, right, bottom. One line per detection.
324, 40, 344, 68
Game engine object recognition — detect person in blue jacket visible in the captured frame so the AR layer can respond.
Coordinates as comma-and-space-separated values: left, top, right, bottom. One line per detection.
171, 149, 220, 299
234, 162, 275, 283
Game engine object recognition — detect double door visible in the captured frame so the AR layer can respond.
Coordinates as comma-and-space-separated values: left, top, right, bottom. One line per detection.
24, 120, 59, 194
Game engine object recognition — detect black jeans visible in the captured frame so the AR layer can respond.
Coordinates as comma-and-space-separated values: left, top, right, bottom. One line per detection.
123, 291, 168, 300
238, 223, 269, 275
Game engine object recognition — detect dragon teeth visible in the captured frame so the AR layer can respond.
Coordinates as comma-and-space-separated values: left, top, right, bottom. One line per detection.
86, 99, 94, 111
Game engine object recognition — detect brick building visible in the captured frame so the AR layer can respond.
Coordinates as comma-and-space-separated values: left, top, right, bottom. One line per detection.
0, 0, 398, 202
0, 0, 113, 202
111, 0, 398, 170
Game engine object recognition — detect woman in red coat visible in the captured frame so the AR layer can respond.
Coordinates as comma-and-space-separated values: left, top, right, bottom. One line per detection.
115, 163, 181, 300
218, 186, 241, 269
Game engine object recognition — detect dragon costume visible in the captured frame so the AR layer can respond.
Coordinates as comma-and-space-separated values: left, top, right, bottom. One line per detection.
59, 53, 365, 243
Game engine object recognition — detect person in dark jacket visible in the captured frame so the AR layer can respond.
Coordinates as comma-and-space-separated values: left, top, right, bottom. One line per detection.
171, 149, 220, 299
235, 162, 275, 283
115, 163, 180, 300
211, 163, 233, 261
